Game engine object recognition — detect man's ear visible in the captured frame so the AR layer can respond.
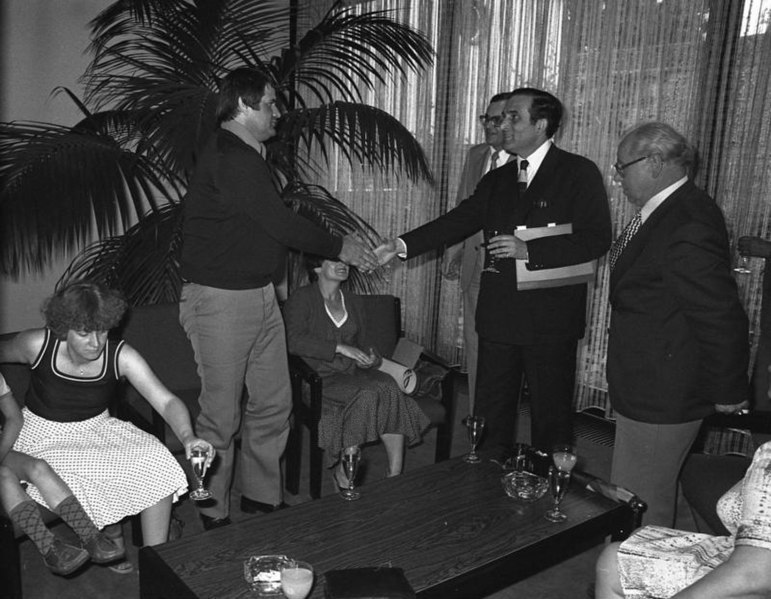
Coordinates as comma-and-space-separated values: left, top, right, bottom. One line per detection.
535, 118, 548, 133
648, 153, 664, 178
236, 97, 250, 114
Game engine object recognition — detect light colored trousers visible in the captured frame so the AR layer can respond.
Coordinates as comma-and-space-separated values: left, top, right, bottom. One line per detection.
610, 412, 702, 528
179, 283, 292, 519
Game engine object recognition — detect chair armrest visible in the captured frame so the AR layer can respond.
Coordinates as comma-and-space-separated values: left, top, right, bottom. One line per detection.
703, 410, 771, 435
572, 469, 646, 538
288, 355, 322, 385
418, 348, 457, 372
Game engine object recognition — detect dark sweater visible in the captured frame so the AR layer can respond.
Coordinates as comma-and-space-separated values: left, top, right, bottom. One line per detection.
181, 129, 342, 289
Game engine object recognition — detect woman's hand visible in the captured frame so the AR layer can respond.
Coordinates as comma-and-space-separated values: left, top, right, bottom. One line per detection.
184, 438, 216, 467
337, 344, 378, 368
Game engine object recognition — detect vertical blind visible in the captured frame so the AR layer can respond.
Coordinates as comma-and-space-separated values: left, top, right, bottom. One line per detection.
299, 0, 771, 414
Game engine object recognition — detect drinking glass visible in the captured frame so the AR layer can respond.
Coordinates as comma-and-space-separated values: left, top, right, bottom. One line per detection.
340, 445, 361, 501
734, 255, 751, 274
551, 444, 577, 473
189, 446, 212, 501
482, 229, 501, 273
281, 560, 314, 599
544, 465, 571, 522
463, 415, 485, 463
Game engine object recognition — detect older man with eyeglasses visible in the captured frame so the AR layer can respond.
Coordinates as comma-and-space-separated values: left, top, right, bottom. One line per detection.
606, 121, 749, 527
443, 91, 515, 415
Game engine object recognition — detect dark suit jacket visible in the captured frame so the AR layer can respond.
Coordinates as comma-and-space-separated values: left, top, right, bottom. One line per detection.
454, 144, 516, 291
402, 144, 611, 344
607, 181, 749, 423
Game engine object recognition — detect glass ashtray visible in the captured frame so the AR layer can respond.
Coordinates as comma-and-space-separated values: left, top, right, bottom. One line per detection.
502, 471, 548, 503
244, 554, 292, 596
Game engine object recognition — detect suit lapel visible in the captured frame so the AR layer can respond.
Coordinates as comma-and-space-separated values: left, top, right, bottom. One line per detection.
610, 182, 693, 293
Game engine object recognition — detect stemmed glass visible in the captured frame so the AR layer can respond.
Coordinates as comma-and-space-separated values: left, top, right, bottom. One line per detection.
340, 445, 361, 501
189, 446, 212, 501
482, 229, 501, 273
544, 466, 571, 522
463, 415, 486, 463
281, 560, 314, 599
551, 444, 577, 474
734, 254, 751, 274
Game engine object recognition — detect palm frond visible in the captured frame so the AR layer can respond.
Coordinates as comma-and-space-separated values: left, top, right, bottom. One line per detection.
278, 3, 434, 106
57, 203, 184, 305
278, 102, 432, 183
0, 121, 180, 275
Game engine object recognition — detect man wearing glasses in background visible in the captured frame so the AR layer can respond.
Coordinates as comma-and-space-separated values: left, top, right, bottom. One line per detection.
377, 88, 612, 461
443, 91, 514, 416
606, 121, 749, 527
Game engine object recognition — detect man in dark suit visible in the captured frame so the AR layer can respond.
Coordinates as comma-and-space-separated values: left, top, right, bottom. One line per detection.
377, 88, 612, 457
443, 91, 515, 415
607, 121, 749, 527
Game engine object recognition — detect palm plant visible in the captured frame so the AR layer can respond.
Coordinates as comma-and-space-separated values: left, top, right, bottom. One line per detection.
0, 0, 433, 304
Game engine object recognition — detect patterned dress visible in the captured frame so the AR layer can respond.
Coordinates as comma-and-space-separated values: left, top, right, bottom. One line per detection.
284, 285, 430, 466
618, 441, 771, 597
12, 329, 188, 529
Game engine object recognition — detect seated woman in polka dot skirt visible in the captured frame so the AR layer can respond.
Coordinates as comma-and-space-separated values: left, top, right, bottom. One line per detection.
0, 281, 214, 559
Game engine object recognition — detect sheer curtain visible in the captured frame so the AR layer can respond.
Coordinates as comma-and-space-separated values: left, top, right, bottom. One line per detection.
298, 0, 771, 412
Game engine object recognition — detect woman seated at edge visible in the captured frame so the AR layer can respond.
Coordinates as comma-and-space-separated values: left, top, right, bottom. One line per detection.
283, 256, 429, 487
0, 281, 214, 550
595, 441, 771, 598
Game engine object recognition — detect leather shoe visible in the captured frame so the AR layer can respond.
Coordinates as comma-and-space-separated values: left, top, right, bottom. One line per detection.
240, 496, 289, 515
43, 538, 90, 576
84, 531, 125, 563
201, 514, 231, 531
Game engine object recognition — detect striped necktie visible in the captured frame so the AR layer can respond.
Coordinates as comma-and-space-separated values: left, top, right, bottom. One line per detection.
518, 159, 529, 195
609, 211, 642, 270
489, 150, 500, 172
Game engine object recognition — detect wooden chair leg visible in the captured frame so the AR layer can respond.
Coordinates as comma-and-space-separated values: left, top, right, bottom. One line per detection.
285, 414, 303, 496
0, 515, 23, 599
434, 370, 457, 462
309, 384, 324, 500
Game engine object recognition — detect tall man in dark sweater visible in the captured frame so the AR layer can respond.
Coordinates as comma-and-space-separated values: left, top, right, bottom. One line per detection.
180, 68, 377, 529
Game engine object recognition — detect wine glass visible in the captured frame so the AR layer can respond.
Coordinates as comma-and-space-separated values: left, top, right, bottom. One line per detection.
340, 445, 361, 501
463, 415, 485, 463
551, 444, 577, 473
281, 559, 314, 599
189, 446, 212, 501
482, 229, 501, 273
734, 255, 751, 274
544, 465, 571, 522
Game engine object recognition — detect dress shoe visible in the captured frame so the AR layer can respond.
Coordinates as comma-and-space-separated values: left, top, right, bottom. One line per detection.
84, 531, 125, 563
43, 538, 90, 576
201, 514, 232, 531
240, 496, 289, 514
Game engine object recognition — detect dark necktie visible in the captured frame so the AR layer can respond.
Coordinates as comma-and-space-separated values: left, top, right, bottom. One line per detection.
518, 159, 529, 195
609, 211, 642, 270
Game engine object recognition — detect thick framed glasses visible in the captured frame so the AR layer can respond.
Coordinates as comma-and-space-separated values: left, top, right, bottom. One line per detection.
613, 155, 649, 175
478, 114, 504, 126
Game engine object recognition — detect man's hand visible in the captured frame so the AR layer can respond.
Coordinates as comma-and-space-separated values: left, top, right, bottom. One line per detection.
443, 248, 462, 280
339, 234, 378, 272
374, 239, 401, 266
738, 236, 771, 259
714, 400, 750, 415
488, 234, 528, 260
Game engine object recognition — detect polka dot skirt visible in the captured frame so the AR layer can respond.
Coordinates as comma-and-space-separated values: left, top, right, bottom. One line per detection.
14, 408, 188, 529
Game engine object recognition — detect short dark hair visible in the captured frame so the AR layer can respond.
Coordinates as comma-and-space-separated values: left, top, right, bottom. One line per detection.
510, 87, 563, 138
489, 91, 513, 104
43, 281, 128, 340
216, 67, 272, 125
304, 254, 326, 282
621, 122, 696, 170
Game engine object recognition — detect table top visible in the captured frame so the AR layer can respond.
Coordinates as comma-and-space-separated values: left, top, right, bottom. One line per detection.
140, 458, 631, 599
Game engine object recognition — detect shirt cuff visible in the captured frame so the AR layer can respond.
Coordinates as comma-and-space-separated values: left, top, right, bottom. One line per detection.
396, 238, 408, 259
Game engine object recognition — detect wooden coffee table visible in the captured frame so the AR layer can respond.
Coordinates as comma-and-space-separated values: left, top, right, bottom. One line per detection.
140, 458, 639, 598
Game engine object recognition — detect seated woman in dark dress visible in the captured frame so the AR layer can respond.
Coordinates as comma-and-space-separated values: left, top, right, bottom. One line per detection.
283, 256, 429, 487
0, 281, 214, 555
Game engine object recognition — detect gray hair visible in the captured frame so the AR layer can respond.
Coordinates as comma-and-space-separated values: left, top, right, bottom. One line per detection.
621, 122, 695, 170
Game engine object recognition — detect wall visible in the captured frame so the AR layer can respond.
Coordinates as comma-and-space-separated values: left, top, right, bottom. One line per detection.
0, 1, 110, 333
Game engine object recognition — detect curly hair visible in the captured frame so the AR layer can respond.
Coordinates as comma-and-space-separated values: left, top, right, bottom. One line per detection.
42, 281, 128, 340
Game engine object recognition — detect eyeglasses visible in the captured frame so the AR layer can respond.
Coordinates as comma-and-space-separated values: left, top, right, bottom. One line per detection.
478, 114, 505, 126
613, 155, 649, 175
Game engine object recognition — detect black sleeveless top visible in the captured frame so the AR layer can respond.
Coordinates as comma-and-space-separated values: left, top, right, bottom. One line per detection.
25, 329, 124, 422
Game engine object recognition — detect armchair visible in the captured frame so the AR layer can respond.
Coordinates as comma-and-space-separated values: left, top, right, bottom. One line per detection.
284, 294, 458, 499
